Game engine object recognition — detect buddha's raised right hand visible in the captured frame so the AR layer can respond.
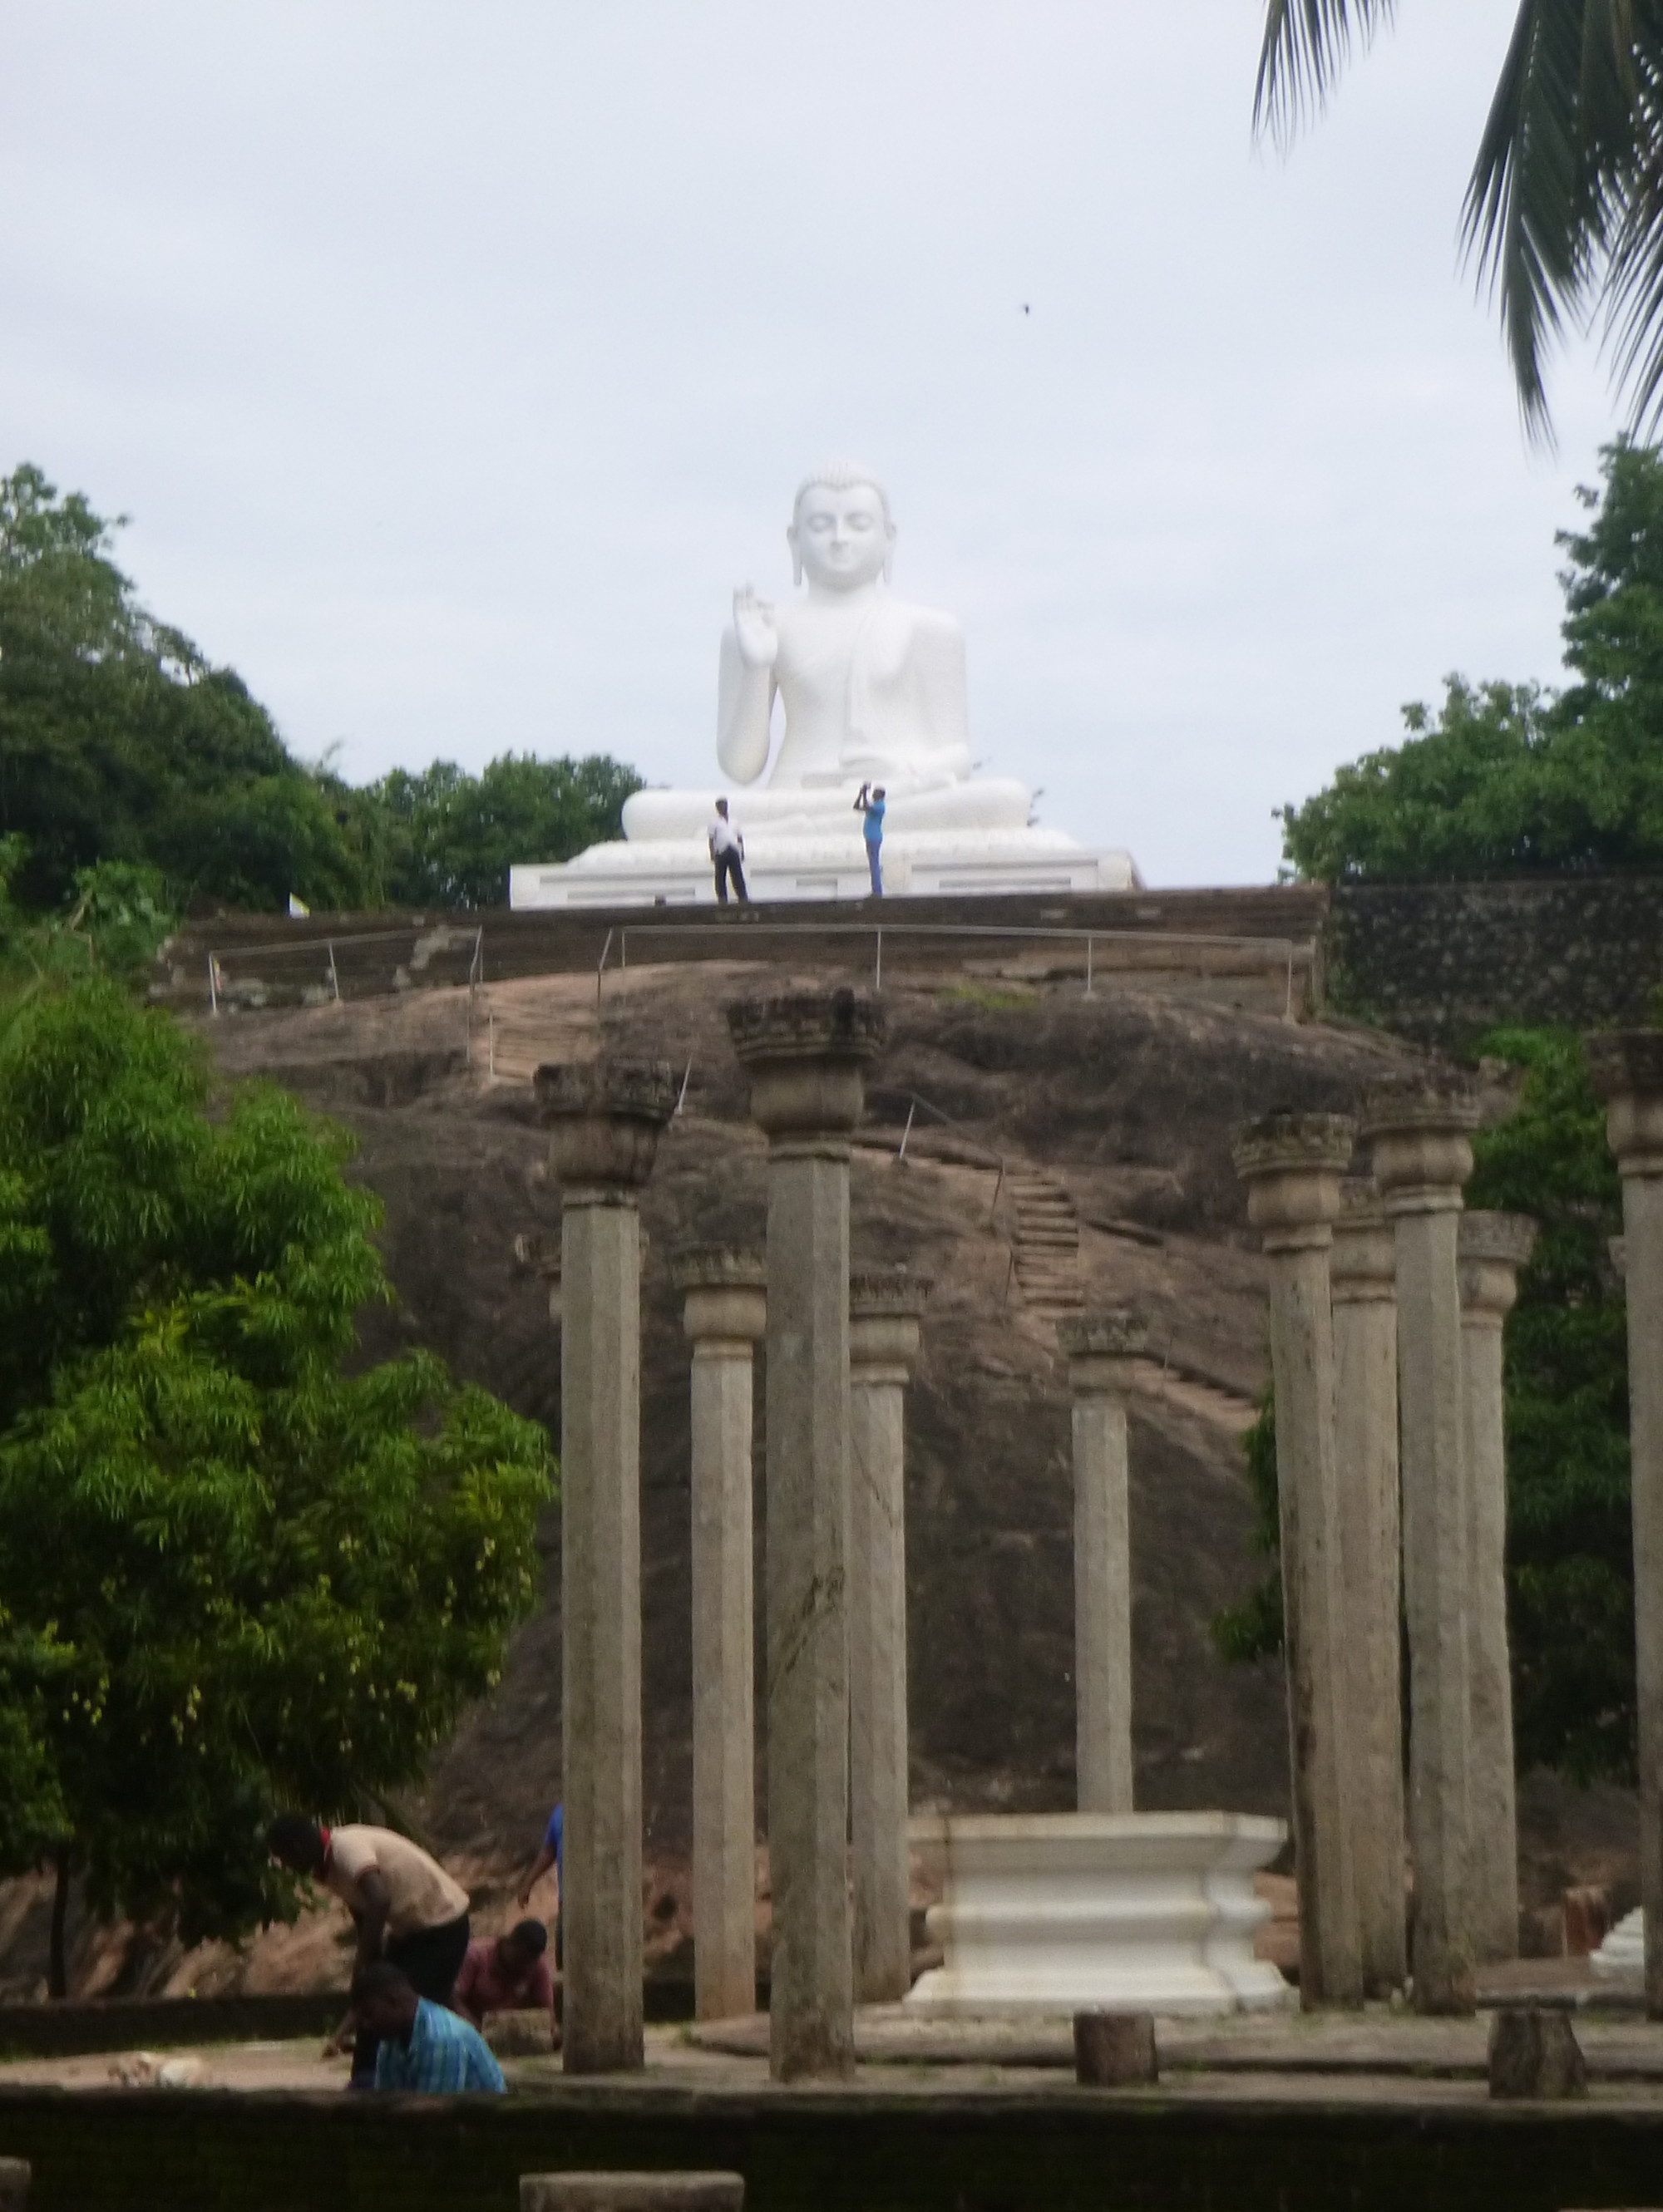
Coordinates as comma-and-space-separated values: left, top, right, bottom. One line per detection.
732, 584, 778, 669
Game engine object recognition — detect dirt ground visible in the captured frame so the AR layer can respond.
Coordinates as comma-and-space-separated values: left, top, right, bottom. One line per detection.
0, 958, 1639, 1998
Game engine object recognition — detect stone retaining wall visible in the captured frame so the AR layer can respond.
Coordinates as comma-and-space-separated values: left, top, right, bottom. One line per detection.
2, 2083, 1661, 2212
1329, 876, 1663, 1046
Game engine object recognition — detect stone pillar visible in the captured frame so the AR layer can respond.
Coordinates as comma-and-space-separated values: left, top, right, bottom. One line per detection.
1363, 1074, 1480, 2016
1586, 1032, 1663, 2017
536, 1060, 676, 2076
727, 988, 883, 2081
1057, 1309, 1144, 1816
674, 1247, 767, 2024
1232, 1114, 1363, 2008
846, 1265, 930, 2004
1458, 1210, 1536, 1967
1330, 1184, 1408, 1997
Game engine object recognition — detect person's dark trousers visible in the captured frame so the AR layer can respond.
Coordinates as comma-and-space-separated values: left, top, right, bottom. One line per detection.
350, 1912, 470, 2086
866, 841, 883, 896
714, 852, 748, 904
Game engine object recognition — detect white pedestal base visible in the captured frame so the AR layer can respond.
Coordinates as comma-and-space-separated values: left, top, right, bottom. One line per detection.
905, 1812, 1295, 2017
1591, 1906, 1644, 1982
511, 827, 1141, 909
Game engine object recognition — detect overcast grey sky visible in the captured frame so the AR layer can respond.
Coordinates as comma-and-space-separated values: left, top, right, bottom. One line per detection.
0, 3, 1623, 885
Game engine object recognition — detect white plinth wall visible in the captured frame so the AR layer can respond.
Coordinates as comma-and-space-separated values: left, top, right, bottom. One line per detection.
511, 827, 1140, 909
904, 1812, 1295, 2017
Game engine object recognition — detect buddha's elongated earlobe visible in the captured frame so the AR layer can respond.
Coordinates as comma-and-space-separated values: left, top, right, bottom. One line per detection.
787, 525, 802, 588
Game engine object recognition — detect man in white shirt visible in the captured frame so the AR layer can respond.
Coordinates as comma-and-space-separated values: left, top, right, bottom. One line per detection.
707, 797, 749, 904
268, 1812, 471, 2088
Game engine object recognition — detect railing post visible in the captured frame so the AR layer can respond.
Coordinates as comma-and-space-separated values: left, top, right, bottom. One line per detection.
328, 942, 340, 1002
595, 927, 614, 1011
1086, 934, 1093, 998
897, 1101, 915, 1163
207, 953, 220, 1017
675, 1058, 693, 1116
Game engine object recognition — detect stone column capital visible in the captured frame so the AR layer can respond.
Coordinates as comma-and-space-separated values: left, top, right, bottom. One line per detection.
727, 989, 884, 1155
1231, 1112, 1355, 1251
1361, 1076, 1479, 1216
536, 1061, 676, 1199
674, 1245, 767, 1350
1586, 1032, 1663, 1178
1057, 1308, 1146, 1397
849, 1267, 930, 1382
1331, 1180, 1397, 1305
1458, 1211, 1537, 1327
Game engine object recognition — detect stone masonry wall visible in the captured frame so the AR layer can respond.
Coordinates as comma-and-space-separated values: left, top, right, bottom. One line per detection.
1328, 877, 1663, 1047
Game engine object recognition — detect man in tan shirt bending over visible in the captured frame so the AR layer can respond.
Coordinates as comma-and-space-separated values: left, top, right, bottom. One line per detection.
268, 1813, 471, 2088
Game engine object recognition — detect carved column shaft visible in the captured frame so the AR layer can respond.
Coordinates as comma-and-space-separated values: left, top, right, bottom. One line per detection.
537, 1061, 675, 2075
1458, 1210, 1536, 1967
848, 1269, 929, 2004
676, 1249, 767, 2024
1587, 1032, 1663, 2017
1364, 1076, 1479, 2017
1234, 1113, 1363, 2008
1330, 1187, 1407, 1996
728, 989, 882, 2082
1058, 1311, 1145, 1817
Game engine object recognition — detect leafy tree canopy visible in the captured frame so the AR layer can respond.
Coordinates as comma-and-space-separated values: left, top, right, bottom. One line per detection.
364, 751, 643, 910
0, 978, 552, 1987
0, 461, 642, 924
1281, 438, 1663, 880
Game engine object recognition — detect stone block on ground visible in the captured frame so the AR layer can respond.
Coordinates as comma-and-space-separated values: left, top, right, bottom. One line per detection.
1487, 2006, 1587, 2100
0, 2157, 27, 2210
486, 2007, 558, 2057
521, 2178, 743, 2211
1074, 2010, 1158, 2086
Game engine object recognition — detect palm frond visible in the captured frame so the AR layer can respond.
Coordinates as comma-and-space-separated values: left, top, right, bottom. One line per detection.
1597, 22, 1663, 424
1254, 0, 1398, 146
1461, 1, 1637, 441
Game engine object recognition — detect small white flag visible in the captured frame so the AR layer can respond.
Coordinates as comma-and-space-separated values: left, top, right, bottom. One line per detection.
288, 894, 310, 919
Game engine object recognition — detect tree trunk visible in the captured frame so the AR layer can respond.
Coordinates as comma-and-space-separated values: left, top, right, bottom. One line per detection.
48, 1848, 70, 2001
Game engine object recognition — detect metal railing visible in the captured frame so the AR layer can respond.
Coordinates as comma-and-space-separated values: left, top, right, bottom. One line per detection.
590, 917, 1314, 1019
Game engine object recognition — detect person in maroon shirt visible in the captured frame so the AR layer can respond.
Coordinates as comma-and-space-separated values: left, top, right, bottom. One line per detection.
452, 1919, 555, 2032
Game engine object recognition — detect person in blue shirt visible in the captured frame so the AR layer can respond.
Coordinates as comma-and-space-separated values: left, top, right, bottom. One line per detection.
353, 1963, 506, 2095
518, 1801, 562, 1968
854, 781, 886, 897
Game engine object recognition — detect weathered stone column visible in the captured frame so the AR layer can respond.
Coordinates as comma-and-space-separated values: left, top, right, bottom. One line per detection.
1330, 1184, 1407, 1996
674, 1247, 767, 2024
1232, 1115, 1363, 2008
1057, 1309, 1145, 1816
1363, 1074, 1480, 2016
536, 1060, 675, 2076
1458, 1210, 1536, 1967
727, 988, 883, 2081
1586, 1032, 1663, 2017
847, 1264, 930, 2004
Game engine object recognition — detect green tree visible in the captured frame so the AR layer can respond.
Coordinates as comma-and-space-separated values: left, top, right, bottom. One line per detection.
1213, 1028, 1634, 1786
1257, 3, 1663, 436
0, 465, 368, 914
0, 978, 552, 1993
370, 752, 644, 909
1281, 438, 1663, 879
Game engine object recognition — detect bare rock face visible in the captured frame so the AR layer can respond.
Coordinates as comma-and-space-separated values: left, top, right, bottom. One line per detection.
1487, 2006, 1587, 2100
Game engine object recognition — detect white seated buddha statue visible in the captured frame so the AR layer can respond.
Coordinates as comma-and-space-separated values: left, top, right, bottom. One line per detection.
509, 464, 1134, 905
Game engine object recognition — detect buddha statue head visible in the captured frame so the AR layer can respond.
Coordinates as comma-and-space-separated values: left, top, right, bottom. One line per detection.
787, 461, 896, 591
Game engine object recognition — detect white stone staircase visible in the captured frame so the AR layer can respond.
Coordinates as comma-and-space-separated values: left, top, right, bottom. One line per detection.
1008, 1168, 1083, 1319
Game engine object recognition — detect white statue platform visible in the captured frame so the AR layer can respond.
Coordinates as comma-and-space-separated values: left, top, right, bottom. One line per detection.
510, 461, 1140, 909
904, 1810, 1295, 2017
